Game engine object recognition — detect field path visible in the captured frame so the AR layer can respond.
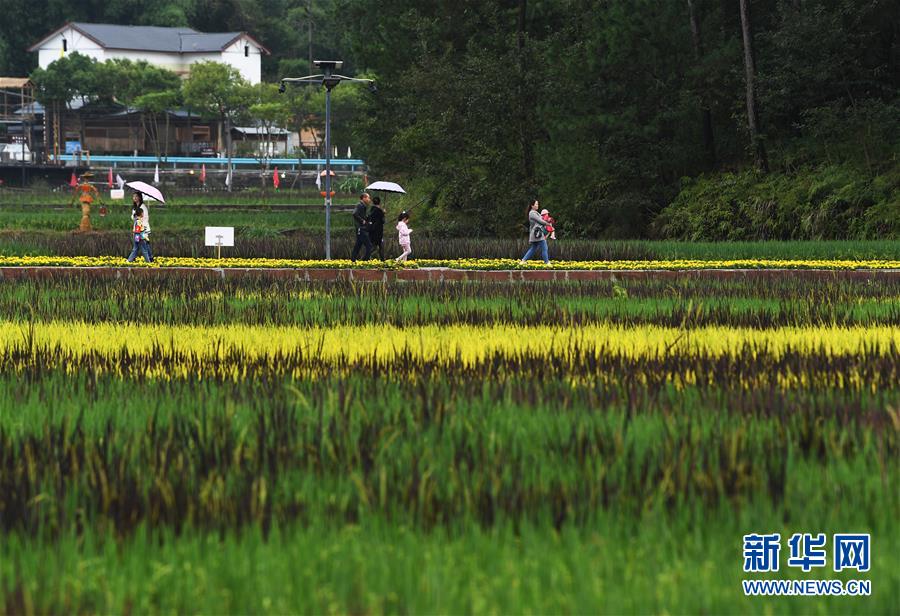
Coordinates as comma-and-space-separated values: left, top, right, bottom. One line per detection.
2, 266, 900, 282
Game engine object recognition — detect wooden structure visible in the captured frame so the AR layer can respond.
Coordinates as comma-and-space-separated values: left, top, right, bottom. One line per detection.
0, 78, 36, 165
0, 78, 34, 122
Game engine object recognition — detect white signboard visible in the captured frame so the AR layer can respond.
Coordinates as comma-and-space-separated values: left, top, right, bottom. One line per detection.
110, 189, 125, 200
205, 226, 235, 247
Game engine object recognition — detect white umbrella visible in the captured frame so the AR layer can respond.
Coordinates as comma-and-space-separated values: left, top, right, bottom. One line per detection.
366, 181, 406, 194
125, 181, 166, 204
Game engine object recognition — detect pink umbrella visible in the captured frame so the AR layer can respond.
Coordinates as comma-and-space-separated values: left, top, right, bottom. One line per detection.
125, 180, 166, 204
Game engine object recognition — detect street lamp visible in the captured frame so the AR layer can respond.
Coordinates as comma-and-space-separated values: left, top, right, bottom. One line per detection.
280, 60, 376, 259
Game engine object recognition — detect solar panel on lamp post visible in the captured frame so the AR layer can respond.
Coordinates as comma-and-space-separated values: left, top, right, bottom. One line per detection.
280, 61, 376, 260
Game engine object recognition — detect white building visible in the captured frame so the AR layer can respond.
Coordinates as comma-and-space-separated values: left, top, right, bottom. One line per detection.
29, 22, 269, 84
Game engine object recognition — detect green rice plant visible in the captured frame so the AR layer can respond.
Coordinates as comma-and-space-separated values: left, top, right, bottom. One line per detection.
2, 514, 898, 614
0, 375, 896, 535
0, 274, 896, 613
0, 277, 897, 328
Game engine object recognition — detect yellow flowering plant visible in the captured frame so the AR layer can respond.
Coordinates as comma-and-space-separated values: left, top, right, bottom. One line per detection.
0, 256, 898, 270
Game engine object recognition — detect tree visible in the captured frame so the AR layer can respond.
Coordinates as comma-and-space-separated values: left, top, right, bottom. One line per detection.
102, 59, 181, 107
134, 89, 182, 162
246, 82, 289, 190
182, 61, 250, 190
738, 0, 768, 172
280, 86, 317, 156
30, 53, 95, 159
102, 59, 181, 155
0, 35, 9, 75
686, 0, 716, 168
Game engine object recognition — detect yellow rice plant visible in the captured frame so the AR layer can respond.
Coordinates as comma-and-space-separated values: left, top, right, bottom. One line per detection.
3, 321, 898, 364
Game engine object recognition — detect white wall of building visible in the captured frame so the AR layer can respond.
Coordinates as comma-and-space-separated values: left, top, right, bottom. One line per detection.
37, 27, 106, 68
37, 30, 263, 84
219, 37, 263, 84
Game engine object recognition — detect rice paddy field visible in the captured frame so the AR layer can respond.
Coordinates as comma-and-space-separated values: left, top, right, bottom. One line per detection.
1, 273, 898, 613
3, 202, 900, 261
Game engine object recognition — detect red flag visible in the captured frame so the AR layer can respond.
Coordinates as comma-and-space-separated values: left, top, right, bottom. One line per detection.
69, 172, 77, 187
273, 167, 280, 189
200, 164, 206, 184
107, 168, 113, 188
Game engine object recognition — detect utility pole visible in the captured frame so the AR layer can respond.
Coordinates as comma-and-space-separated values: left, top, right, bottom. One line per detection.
687, 0, 715, 168
280, 62, 376, 259
324, 66, 333, 258
308, 0, 314, 73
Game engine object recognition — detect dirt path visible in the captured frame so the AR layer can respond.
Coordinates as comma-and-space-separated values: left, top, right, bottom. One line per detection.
1, 266, 899, 282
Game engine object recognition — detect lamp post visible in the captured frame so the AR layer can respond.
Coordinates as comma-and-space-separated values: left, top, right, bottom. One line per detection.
280, 60, 376, 259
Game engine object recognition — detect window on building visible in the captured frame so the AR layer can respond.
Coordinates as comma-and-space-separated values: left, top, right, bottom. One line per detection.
62, 38, 67, 52
244, 44, 250, 57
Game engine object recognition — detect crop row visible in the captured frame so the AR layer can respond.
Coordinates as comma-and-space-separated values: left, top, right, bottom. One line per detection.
6, 275, 899, 299
2, 255, 900, 270
414, 258, 900, 271
2, 278, 898, 328
1, 373, 896, 537
5, 513, 896, 615
2, 327, 898, 391
6, 321, 899, 359
2, 230, 899, 261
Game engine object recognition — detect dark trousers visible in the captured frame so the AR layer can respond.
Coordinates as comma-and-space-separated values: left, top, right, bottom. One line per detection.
351, 229, 373, 261
371, 234, 385, 260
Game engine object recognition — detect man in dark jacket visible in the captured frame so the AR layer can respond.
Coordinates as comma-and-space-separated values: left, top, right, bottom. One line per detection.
351, 193, 373, 261
367, 195, 386, 260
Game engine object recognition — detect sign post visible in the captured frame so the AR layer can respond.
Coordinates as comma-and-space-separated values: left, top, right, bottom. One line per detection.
204, 226, 234, 259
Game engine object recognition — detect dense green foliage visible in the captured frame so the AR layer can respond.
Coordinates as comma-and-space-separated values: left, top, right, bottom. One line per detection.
656, 164, 900, 240
2, 0, 896, 239
338, 0, 899, 238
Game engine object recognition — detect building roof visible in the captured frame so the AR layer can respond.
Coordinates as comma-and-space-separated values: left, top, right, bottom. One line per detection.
179, 32, 244, 53
28, 22, 269, 55
14, 102, 44, 115
0, 77, 32, 88
107, 107, 202, 119
234, 126, 291, 136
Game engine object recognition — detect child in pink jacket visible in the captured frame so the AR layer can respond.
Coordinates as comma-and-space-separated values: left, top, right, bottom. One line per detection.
395, 211, 412, 262
541, 208, 557, 240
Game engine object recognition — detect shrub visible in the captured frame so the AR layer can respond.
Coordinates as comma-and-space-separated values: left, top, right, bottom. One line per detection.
654, 164, 899, 240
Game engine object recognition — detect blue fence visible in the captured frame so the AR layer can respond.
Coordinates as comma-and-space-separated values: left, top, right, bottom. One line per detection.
52, 155, 365, 172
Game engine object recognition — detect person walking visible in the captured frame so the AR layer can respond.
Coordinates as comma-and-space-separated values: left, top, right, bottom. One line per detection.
131, 192, 153, 261
126, 199, 152, 263
520, 199, 551, 264
395, 211, 413, 262
367, 195, 386, 260
351, 192, 373, 262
